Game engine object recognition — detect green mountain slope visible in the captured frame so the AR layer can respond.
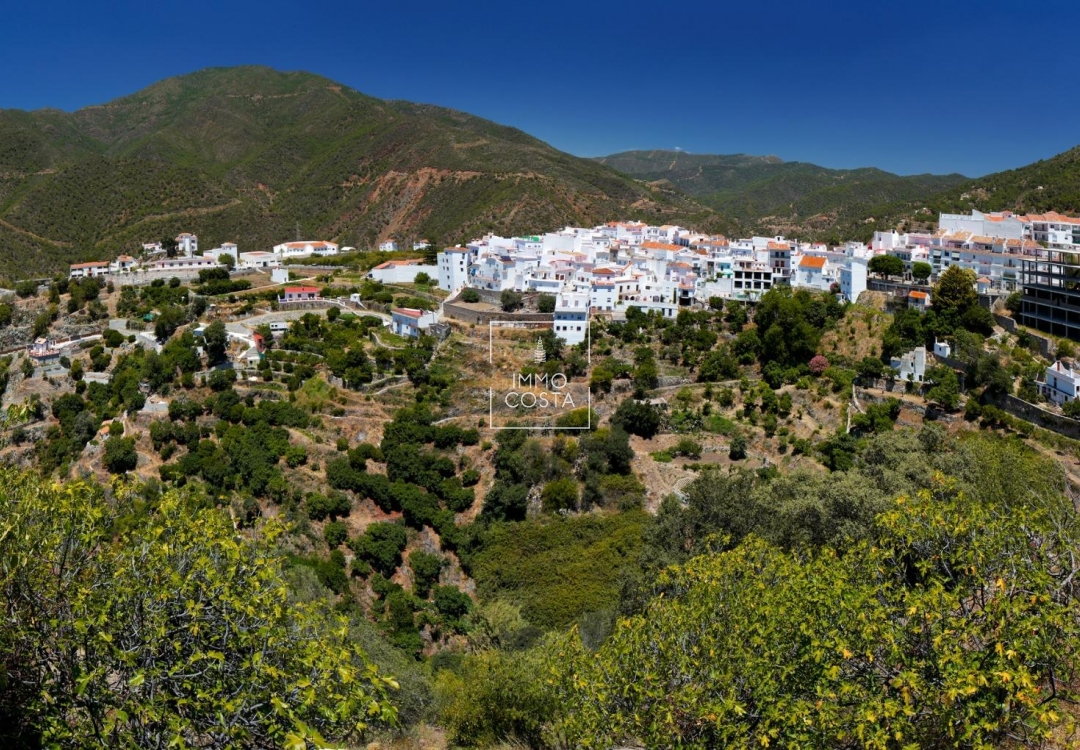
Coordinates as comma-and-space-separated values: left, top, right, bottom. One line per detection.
830, 145, 1080, 240
0, 67, 724, 278
595, 149, 967, 238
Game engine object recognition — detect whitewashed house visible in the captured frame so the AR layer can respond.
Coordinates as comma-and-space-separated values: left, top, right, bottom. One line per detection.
1042, 360, 1080, 405
891, 346, 927, 383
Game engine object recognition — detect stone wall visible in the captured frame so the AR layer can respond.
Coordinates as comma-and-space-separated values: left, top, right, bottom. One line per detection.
987, 393, 1080, 441
442, 301, 553, 326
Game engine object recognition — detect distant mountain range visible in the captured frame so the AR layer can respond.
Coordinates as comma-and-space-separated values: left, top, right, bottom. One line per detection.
0, 67, 724, 278
594, 150, 969, 239
1, 66, 1078, 279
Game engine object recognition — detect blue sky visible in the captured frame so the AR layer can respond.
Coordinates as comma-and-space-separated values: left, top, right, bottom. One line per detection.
1, 0, 1077, 177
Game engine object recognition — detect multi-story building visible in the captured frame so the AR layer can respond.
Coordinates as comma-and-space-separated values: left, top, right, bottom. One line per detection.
553, 291, 590, 345
438, 247, 472, 292
839, 257, 868, 302
1018, 250, 1080, 340
176, 233, 198, 257
69, 261, 110, 279
1041, 359, 1080, 405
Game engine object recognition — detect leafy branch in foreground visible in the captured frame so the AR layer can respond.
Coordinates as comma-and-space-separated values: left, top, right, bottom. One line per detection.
555, 474, 1080, 748
0, 471, 398, 748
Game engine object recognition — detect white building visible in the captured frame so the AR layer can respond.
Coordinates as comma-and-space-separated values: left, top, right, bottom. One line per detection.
238, 251, 280, 269
145, 256, 222, 275
272, 241, 340, 259
891, 346, 927, 384
1041, 360, 1080, 405
109, 255, 138, 274
553, 291, 589, 346
379, 240, 399, 252
176, 233, 198, 257
69, 261, 110, 279
204, 242, 239, 263
438, 247, 472, 292
369, 259, 438, 284
839, 257, 867, 302
793, 255, 832, 292
391, 307, 439, 338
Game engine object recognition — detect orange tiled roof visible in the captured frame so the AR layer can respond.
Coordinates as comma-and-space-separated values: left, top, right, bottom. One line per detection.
799, 256, 827, 269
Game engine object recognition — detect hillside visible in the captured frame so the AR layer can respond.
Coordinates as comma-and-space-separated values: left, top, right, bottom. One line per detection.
0, 67, 725, 278
827, 144, 1080, 240
595, 149, 967, 239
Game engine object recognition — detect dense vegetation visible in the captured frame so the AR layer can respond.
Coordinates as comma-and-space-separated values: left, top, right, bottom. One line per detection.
436, 432, 1080, 748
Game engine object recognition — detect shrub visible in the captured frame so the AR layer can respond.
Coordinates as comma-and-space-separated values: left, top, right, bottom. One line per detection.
324, 520, 349, 549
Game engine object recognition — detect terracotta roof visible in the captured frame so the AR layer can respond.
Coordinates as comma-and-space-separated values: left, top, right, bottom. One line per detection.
640, 241, 682, 251
393, 308, 424, 318
70, 261, 109, 269
977, 277, 991, 283
767, 241, 789, 250
1021, 211, 1080, 225
284, 286, 320, 293
909, 290, 929, 300
799, 256, 827, 269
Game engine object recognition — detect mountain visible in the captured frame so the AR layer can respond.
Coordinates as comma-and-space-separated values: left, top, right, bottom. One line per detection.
595, 149, 967, 239
830, 144, 1080, 240
0, 67, 725, 278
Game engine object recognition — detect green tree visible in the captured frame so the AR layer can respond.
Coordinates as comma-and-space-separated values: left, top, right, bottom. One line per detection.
611, 399, 661, 439
1005, 291, 1023, 315
728, 434, 747, 460
868, 254, 904, 278
536, 294, 556, 313
408, 551, 444, 597
350, 522, 408, 577
218, 253, 235, 270
203, 320, 228, 365
153, 306, 186, 342
500, 289, 523, 312
102, 436, 138, 473
541, 477, 579, 513
933, 265, 978, 315
926, 365, 961, 410
912, 261, 932, 282
460, 288, 480, 303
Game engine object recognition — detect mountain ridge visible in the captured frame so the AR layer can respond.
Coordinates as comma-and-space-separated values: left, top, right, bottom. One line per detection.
0, 67, 725, 278
594, 149, 969, 239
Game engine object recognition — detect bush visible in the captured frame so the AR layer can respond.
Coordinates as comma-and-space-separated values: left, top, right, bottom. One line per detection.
673, 437, 703, 459
409, 551, 444, 597
350, 522, 408, 577
500, 290, 523, 312
537, 294, 556, 313
324, 520, 349, 549
728, 435, 747, 460
460, 288, 480, 303
103, 436, 138, 474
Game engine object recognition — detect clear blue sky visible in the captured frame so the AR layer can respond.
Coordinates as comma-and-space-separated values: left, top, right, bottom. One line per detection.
2, 0, 1076, 177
